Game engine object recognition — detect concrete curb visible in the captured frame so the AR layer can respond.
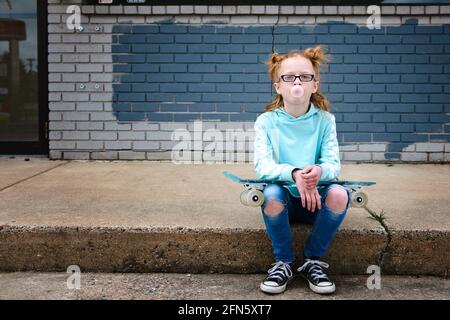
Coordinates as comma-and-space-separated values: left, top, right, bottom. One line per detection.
384, 230, 450, 277
0, 225, 448, 276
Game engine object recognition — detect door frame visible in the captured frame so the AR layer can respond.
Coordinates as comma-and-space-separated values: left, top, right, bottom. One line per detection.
0, 0, 48, 155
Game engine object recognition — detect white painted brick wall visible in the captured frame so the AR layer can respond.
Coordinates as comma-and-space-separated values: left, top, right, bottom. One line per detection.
401, 153, 428, 161
416, 143, 445, 152
344, 152, 372, 161
358, 144, 387, 152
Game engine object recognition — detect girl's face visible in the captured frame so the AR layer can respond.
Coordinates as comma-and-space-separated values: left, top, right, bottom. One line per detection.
274, 56, 318, 106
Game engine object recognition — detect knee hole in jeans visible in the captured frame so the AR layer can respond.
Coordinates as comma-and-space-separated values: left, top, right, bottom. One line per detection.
325, 187, 348, 214
263, 199, 285, 217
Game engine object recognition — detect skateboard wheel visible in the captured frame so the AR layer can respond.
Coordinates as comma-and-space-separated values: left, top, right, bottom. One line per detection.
350, 191, 368, 208
240, 189, 264, 207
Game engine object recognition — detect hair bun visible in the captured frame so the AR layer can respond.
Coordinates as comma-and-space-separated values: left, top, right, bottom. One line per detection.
303, 46, 329, 64
266, 51, 283, 66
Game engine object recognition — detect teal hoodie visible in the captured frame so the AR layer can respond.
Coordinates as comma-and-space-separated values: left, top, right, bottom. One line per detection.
253, 103, 340, 198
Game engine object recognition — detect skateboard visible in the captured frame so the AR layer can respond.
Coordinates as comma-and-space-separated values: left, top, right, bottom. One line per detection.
223, 171, 376, 208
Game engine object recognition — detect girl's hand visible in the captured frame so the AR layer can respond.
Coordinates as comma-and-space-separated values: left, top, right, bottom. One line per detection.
300, 165, 322, 190
293, 170, 322, 212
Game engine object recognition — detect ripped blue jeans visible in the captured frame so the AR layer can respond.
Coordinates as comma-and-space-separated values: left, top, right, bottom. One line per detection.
261, 183, 350, 264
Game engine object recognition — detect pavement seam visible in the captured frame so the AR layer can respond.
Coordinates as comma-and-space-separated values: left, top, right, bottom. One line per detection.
364, 206, 393, 271
0, 161, 71, 193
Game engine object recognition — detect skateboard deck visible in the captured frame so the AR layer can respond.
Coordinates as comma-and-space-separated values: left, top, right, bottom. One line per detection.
223, 171, 376, 208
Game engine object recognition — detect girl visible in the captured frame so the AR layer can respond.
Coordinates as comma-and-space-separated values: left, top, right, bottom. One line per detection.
254, 46, 350, 295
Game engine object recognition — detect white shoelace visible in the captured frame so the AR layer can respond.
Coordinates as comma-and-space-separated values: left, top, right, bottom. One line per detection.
297, 259, 330, 282
266, 261, 293, 281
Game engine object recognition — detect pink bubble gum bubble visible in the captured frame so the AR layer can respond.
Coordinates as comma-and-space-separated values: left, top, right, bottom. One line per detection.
290, 85, 304, 98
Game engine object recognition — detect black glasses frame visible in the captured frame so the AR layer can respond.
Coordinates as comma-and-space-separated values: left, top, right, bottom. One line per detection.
280, 74, 315, 82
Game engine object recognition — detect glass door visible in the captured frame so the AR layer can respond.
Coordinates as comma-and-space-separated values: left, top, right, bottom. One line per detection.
0, 0, 47, 154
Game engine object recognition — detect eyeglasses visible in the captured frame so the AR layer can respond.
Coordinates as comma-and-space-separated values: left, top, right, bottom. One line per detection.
280, 74, 315, 82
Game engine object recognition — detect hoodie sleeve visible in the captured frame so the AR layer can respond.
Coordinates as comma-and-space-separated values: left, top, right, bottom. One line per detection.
253, 115, 296, 182
317, 114, 341, 181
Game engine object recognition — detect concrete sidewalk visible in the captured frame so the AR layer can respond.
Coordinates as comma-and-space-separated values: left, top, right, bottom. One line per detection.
0, 272, 448, 300
0, 156, 449, 276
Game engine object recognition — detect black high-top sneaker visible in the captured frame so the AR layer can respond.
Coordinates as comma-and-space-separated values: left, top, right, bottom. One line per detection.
298, 259, 336, 294
260, 261, 295, 294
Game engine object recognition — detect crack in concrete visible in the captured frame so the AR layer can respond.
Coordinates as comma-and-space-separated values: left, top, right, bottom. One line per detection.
268, 7, 281, 99
364, 206, 393, 270
270, 7, 281, 55
0, 161, 70, 193
270, 9, 281, 87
